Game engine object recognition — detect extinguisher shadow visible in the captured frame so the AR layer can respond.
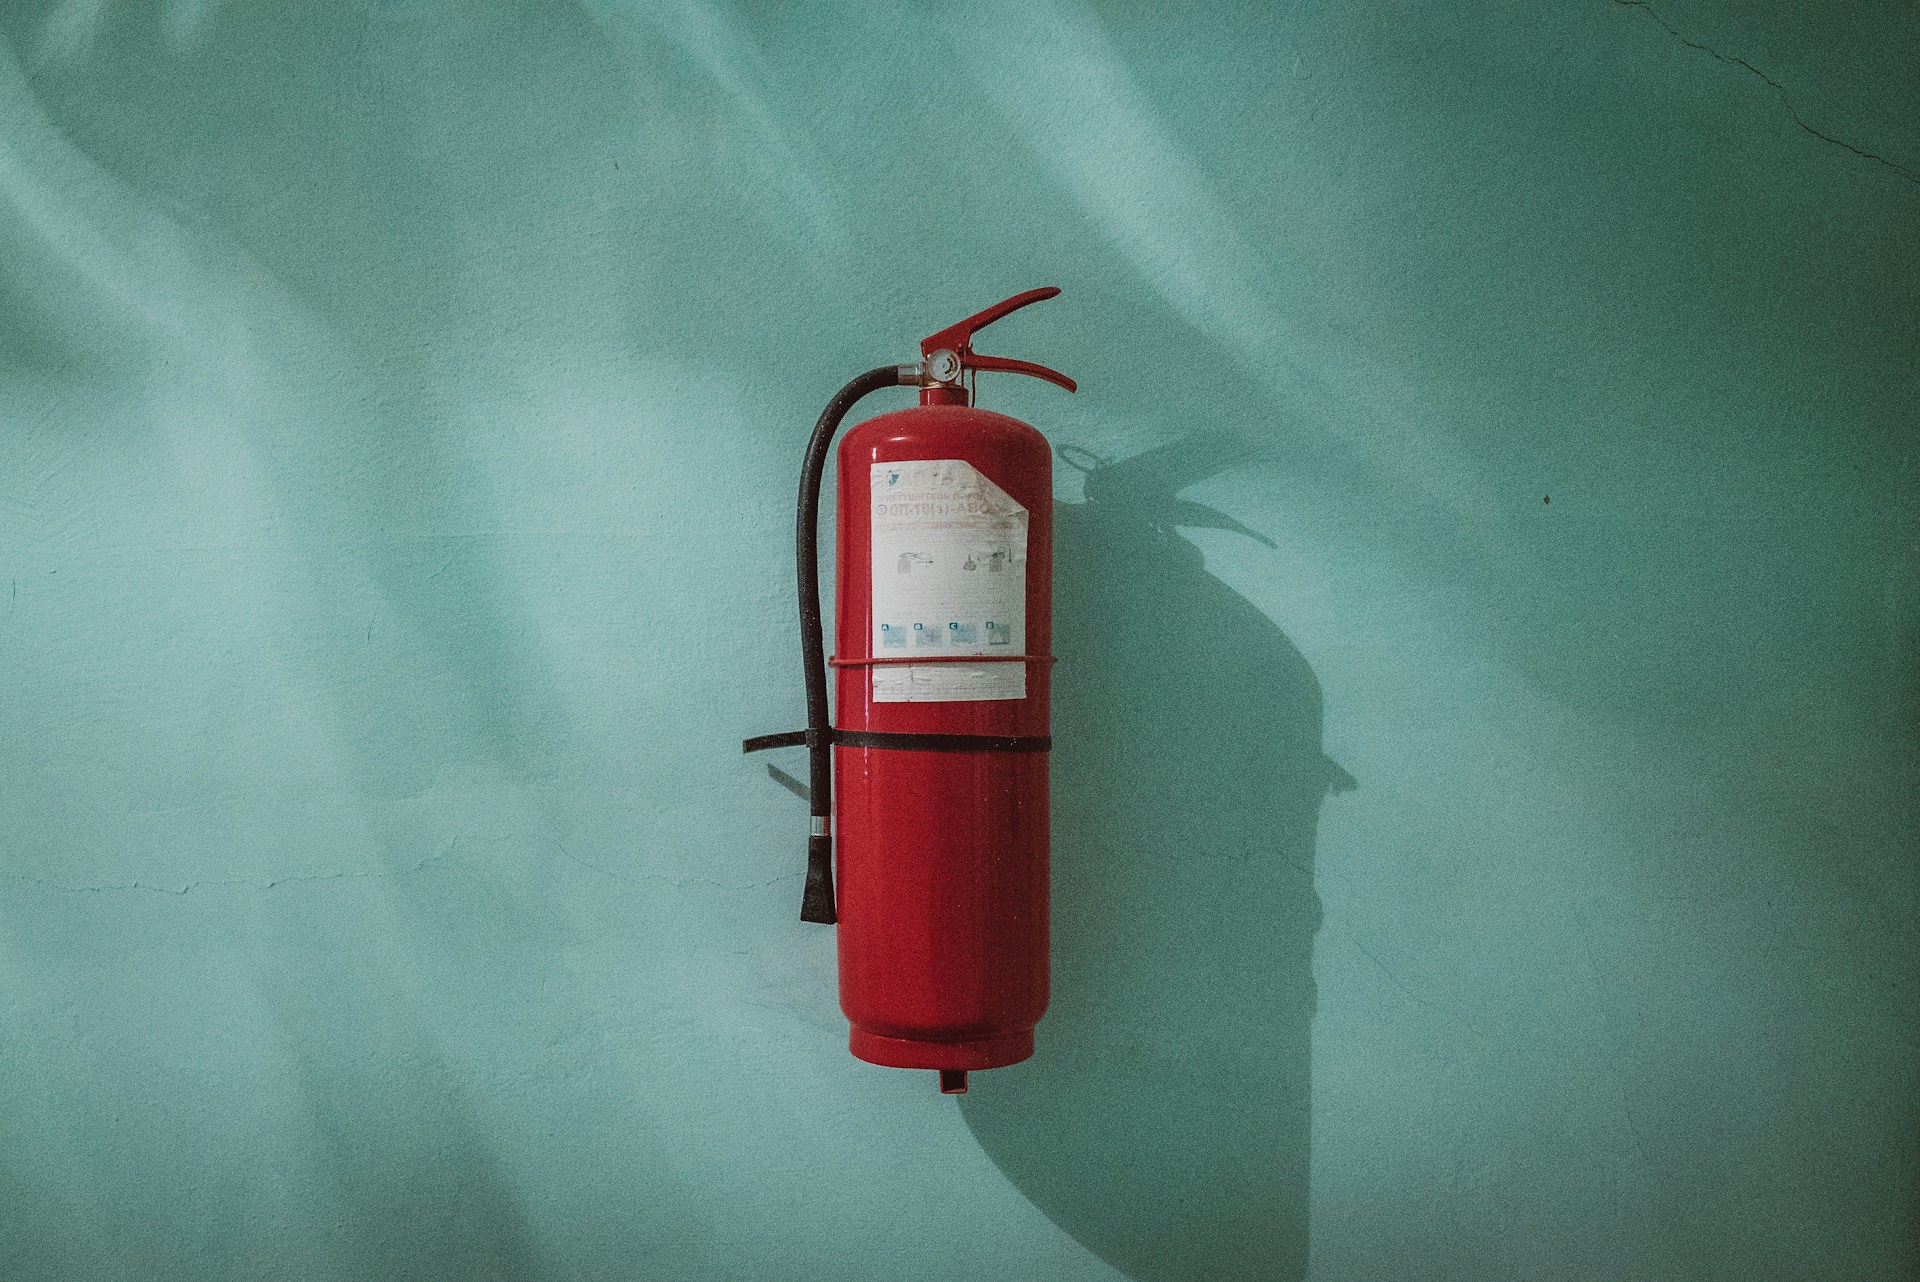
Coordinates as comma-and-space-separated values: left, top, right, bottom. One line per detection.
960, 436, 1351, 1282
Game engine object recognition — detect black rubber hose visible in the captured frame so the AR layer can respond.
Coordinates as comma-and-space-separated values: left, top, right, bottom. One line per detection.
796, 366, 912, 923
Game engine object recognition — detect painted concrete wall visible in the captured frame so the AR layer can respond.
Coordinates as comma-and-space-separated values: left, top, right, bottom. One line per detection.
2, 3, 1913, 1279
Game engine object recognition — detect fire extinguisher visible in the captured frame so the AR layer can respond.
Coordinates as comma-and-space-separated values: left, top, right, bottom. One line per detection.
745, 288, 1075, 1094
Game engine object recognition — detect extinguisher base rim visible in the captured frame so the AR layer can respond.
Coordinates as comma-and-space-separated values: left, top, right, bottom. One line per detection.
849, 1026, 1034, 1073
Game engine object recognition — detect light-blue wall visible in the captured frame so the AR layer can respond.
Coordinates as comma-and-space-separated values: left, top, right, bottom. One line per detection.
2, 3, 1914, 1279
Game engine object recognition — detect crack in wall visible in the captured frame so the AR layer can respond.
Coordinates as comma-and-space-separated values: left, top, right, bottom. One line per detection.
3, 842, 458, 897
6, 838, 804, 900
553, 841, 803, 894
1613, 0, 1920, 186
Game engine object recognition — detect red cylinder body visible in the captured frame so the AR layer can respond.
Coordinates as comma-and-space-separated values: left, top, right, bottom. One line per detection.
832, 403, 1052, 1075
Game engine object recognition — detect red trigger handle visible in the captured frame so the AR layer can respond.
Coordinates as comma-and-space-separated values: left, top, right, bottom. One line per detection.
920, 286, 1076, 394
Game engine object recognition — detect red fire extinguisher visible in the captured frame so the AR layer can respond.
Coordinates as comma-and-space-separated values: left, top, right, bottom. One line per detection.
746, 288, 1075, 1094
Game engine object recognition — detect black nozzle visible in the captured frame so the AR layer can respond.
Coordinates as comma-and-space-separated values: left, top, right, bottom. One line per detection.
939, 1070, 969, 1095
800, 834, 837, 925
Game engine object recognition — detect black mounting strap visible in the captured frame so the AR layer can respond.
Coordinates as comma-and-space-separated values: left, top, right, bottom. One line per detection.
741, 729, 810, 754
835, 729, 1051, 753
744, 729, 1051, 755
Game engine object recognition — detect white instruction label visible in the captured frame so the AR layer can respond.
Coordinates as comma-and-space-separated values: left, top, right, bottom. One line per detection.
870, 459, 1027, 702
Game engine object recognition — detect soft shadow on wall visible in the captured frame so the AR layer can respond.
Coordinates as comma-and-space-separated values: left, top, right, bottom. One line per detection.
258, 962, 545, 1282
961, 434, 1353, 1282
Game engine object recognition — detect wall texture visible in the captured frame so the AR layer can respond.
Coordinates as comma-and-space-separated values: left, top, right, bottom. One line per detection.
2, 3, 1914, 1279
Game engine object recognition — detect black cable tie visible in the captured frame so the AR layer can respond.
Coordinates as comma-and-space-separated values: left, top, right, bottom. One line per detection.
746, 728, 1050, 755
742, 730, 808, 754
833, 730, 1052, 754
